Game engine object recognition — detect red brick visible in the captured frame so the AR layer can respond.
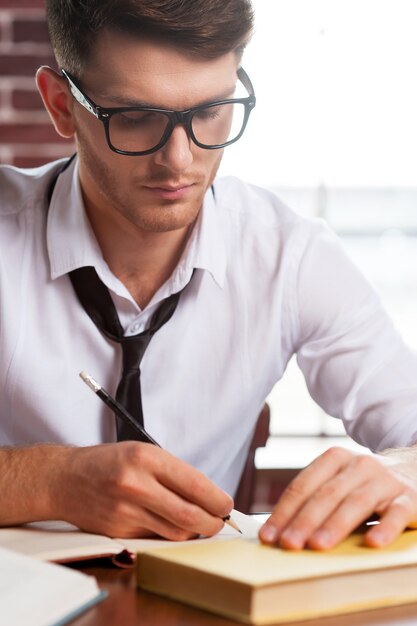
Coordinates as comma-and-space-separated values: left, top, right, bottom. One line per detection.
0, 0, 46, 8
0, 123, 71, 143
12, 88, 45, 111
0, 20, 6, 44
13, 19, 50, 44
0, 87, 7, 110
0, 52, 57, 76
13, 153, 72, 168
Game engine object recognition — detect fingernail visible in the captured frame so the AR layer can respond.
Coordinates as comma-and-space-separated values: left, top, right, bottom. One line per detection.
279, 529, 304, 549
366, 528, 386, 546
310, 529, 332, 548
260, 523, 279, 543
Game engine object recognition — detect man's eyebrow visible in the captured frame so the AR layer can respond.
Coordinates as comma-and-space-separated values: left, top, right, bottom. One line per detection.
94, 86, 236, 109
94, 94, 153, 107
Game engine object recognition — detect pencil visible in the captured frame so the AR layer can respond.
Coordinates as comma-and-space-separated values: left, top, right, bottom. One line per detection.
80, 371, 160, 446
79, 371, 242, 534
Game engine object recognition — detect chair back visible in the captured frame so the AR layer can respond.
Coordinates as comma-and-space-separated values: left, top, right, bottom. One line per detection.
233, 403, 270, 513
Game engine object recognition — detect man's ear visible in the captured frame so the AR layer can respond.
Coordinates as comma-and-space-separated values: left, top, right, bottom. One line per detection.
36, 66, 76, 139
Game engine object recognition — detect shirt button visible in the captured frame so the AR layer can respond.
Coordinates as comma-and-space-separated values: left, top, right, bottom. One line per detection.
131, 323, 141, 333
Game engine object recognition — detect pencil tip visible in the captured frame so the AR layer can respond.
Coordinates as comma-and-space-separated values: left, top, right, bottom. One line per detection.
223, 515, 242, 534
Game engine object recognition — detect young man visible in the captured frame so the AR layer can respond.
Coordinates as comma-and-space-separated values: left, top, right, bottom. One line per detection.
1, 0, 417, 549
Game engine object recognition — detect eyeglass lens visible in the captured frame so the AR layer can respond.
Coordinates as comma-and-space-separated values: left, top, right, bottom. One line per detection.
107, 101, 246, 153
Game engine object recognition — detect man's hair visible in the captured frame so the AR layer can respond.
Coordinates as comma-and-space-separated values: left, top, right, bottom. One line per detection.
45, 0, 254, 77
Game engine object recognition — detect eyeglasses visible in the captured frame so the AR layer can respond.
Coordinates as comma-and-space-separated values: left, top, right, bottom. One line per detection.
61, 68, 256, 156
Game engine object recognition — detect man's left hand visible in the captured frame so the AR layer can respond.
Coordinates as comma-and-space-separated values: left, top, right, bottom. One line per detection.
259, 446, 417, 550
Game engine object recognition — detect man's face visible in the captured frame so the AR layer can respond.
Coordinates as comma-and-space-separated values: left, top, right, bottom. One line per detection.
71, 32, 239, 233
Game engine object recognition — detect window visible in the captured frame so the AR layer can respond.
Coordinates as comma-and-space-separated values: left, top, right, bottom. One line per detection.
218, 1, 417, 440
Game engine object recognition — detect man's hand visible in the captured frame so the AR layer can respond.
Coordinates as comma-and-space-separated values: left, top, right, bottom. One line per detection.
258, 446, 417, 550
0, 443, 233, 540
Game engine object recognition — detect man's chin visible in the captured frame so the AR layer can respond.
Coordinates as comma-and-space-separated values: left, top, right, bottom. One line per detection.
127, 201, 201, 234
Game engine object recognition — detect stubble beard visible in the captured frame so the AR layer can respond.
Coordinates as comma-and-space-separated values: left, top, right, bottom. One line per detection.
77, 137, 222, 234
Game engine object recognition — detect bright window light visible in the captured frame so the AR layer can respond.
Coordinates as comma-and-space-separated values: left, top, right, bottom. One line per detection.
218, 1, 417, 440
220, 0, 417, 189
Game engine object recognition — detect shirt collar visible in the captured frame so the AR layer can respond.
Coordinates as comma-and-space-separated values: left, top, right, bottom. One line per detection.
167, 185, 227, 293
47, 157, 104, 279
47, 158, 226, 297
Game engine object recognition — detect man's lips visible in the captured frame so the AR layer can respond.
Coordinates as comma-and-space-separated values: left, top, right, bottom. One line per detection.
145, 182, 194, 190
144, 183, 194, 199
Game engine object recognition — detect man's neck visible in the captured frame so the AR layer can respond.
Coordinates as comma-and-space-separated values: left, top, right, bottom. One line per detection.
86, 208, 195, 309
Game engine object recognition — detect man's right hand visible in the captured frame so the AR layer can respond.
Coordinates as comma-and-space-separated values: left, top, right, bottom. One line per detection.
0, 443, 233, 540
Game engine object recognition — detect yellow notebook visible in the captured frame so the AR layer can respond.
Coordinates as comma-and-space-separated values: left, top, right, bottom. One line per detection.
135, 530, 417, 624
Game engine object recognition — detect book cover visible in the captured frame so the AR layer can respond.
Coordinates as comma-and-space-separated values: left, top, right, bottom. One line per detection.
135, 530, 417, 624
0, 547, 106, 626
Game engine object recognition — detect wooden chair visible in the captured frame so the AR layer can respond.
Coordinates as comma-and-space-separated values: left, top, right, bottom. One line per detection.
233, 403, 270, 513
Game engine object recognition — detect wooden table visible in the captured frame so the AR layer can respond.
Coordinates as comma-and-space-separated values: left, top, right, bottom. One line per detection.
69, 558, 417, 626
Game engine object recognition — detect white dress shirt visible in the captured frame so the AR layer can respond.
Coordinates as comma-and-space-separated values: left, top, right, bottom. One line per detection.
1, 157, 417, 496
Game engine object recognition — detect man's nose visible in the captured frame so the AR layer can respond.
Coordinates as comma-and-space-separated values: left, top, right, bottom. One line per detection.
153, 124, 194, 172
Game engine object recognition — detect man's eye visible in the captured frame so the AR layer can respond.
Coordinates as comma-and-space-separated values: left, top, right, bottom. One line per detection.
119, 111, 155, 123
194, 107, 221, 121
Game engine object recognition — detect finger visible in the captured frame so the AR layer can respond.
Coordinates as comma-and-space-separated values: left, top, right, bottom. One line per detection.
114, 506, 201, 541
121, 467, 227, 538
259, 447, 353, 544
307, 475, 405, 549
365, 491, 417, 547
278, 463, 375, 549
278, 454, 398, 549
151, 447, 233, 518
149, 485, 226, 537
121, 442, 233, 520
111, 471, 226, 539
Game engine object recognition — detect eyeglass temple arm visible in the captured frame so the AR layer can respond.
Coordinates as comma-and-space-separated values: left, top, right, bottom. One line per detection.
237, 67, 255, 98
61, 69, 99, 119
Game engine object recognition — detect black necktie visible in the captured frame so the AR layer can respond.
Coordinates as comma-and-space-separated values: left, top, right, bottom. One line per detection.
69, 266, 182, 441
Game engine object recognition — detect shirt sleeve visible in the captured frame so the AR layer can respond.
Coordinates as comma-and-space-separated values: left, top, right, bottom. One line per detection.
292, 219, 417, 451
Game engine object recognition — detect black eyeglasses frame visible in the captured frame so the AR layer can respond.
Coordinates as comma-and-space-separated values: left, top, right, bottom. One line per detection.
61, 67, 256, 156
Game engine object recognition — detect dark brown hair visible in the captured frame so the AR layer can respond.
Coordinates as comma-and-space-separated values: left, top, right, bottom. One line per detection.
45, 0, 254, 76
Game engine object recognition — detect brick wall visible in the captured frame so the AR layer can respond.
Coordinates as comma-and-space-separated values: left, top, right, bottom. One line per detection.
0, 0, 74, 168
